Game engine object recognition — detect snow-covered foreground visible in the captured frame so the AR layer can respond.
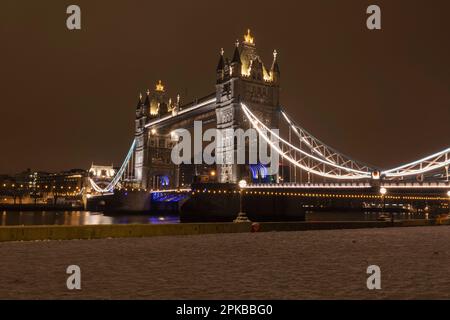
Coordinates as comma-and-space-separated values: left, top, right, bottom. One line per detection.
1, 226, 449, 299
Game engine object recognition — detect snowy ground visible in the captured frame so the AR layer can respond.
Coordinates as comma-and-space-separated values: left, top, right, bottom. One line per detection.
1, 226, 450, 299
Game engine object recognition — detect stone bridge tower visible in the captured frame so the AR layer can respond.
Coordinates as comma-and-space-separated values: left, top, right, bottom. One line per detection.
134, 93, 148, 188
215, 30, 281, 183
135, 81, 180, 190
134, 30, 280, 189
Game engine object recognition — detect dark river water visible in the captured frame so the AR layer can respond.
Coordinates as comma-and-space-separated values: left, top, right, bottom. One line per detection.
0, 210, 427, 226
0, 211, 180, 226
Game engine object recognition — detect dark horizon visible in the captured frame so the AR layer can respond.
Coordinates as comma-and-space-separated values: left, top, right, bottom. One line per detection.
1, 0, 449, 174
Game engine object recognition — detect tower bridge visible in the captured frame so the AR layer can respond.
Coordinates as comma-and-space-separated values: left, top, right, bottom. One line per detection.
88, 30, 450, 216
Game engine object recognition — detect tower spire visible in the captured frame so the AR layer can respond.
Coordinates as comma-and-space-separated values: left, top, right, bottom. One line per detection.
155, 80, 165, 92
244, 29, 254, 44
216, 48, 225, 71
231, 41, 241, 64
144, 89, 151, 107
136, 93, 143, 108
271, 49, 280, 72
271, 49, 280, 83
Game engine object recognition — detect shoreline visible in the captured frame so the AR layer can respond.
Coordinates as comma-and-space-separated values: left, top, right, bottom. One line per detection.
0, 219, 448, 242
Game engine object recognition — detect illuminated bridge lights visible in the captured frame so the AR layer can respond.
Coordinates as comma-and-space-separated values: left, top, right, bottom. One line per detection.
189, 189, 448, 202
107, 187, 448, 204
89, 100, 448, 194
242, 103, 372, 180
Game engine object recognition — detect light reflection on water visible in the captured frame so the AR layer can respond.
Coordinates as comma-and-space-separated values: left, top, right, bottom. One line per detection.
0, 211, 428, 226
306, 211, 426, 222
0, 211, 180, 226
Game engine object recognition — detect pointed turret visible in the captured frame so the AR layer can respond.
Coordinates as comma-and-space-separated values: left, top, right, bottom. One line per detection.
144, 89, 151, 108
217, 48, 225, 71
155, 80, 165, 93
230, 40, 242, 78
271, 50, 280, 83
240, 29, 259, 77
232, 40, 241, 64
172, 94, 180, 116
136, 93, 143, 109
136, 93, 144, 118
243, 29, 255, 46
216, 48, 225, 83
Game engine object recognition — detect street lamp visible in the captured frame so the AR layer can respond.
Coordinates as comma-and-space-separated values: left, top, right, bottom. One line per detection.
234, 180, 250, 223
238, 179, 247, 190
379, 187, 392, 224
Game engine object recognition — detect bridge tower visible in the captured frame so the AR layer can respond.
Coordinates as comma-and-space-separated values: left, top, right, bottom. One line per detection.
215, 30, 281, 183
135, 81, 181, 190
134, 92, 149, 188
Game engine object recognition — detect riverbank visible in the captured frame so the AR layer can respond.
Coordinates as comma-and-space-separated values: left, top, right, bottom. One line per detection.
1, 226, 450, 299
0, 219, 448, 242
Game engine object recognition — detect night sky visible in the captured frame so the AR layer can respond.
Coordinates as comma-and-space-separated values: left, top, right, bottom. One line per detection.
1, 0, 449, 174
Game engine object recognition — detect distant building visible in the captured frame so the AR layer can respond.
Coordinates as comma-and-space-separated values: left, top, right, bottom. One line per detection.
88, 164, 115, 190
0, 169, 88, 205
0, 174, 14, 184
35, 169, 87, 192
14, 169, 33, 187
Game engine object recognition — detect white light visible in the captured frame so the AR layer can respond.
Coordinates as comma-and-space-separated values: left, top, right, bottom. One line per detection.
239, 180, 248, 189
380, 187, 387, 196
89, 139, 136, 193
170, 131, 179, 141
447, 191, 450, 197
245, 183, 371, 189
283, 108, 450, 180
382, 148, 450, 177
372, 171, 380, 180
382, 183, 450, 189
145, 98, 216, 128
243, 104, 370, 176
151, 129, 157, 135
241, 103, 370, 180
281, 111, 337, 165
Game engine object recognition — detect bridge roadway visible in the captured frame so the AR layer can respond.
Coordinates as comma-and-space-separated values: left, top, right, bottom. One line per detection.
169, 182, 449, 222
82, 181, 450, 221
151, 182, 450, 206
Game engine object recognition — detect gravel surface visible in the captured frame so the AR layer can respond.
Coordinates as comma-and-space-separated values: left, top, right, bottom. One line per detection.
1, 226, 449, 299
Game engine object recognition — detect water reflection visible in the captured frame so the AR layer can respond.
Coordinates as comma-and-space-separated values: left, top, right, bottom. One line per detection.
0, 210, 428, 226
0, 211, 180, 226
306, 211, 426, 222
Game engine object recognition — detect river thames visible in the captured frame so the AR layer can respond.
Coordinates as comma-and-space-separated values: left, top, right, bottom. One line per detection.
0, 210, 427, 226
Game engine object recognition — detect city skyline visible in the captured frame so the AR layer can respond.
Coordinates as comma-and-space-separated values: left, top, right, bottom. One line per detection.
1, 0, 449, 174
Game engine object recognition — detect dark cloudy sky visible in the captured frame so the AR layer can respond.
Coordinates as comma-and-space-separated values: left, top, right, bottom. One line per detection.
1, 0, 449, 174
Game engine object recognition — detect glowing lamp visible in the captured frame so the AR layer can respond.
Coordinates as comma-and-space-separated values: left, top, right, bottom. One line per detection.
372, 171, 381, 180
238, 180, 247, 189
